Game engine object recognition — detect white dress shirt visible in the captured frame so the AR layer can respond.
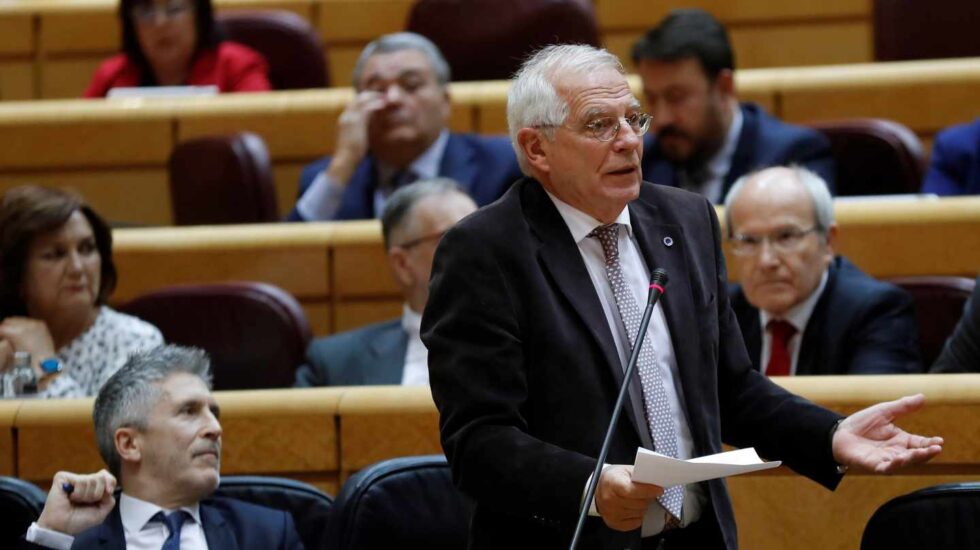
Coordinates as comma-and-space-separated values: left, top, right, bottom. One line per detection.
759, 270, 830, 375
547, 192, 705, 536
296, 129, 450, 220
690, 103, 743, 204
27, 493, 208, 550
400, 304, 430, 386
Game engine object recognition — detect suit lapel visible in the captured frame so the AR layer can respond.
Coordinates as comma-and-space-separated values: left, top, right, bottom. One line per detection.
797, 259, 839, 375
628, 194, 709, 442
201, 501, 240, 550
732, 289, 763, 371
366, 322, 409, 384
523, 181, 652, 448
439, 135, 479, 190
89, 504, 127, 550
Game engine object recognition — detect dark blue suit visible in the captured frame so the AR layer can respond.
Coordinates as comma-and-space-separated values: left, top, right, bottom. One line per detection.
922, 118, 980, 196
288, 133, 522, 220
69, 496, 303, 549
730, 256, 923, 375
294, 319, 407, 386
641, 103, 836, 201
931, 276, 980, 373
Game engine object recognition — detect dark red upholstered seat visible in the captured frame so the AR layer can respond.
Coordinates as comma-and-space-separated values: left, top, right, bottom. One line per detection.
218, 10, 329, 89
119, 282, 312, 390
886, 276, 976, 366
168, 132, 278, 226
406, 0, 600, 81
806, 118, 926, 195
874, 0, 980, 61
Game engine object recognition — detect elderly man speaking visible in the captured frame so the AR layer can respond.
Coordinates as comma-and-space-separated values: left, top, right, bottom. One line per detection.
422, 44, 943, 549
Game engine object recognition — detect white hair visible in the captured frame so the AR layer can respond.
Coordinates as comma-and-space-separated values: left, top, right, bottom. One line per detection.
507, 44, 626, 175
724, 165, 836, 238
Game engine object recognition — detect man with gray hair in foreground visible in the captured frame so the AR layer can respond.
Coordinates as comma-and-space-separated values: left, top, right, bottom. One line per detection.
422, 43, 942, 548
725, 165, 922, 376
24, 345, 303, 549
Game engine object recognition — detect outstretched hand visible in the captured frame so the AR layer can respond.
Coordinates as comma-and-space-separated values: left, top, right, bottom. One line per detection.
832, 393, 943, 474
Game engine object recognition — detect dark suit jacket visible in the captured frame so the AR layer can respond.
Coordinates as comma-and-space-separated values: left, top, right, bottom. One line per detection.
288, 133, 522, 220
730, 256, 923, 375
932, 276, 980, 373
422, 177, 843, 549
641, 103, 836, 201
922, 118, 980, 196
294, 318, 407, 386
54, 496, 303, 549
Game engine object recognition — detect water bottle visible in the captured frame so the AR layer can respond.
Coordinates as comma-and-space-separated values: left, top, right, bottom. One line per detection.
11, 351, 38, 396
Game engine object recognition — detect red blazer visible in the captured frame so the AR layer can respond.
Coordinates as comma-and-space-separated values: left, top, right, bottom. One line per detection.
83, 41, 271, 98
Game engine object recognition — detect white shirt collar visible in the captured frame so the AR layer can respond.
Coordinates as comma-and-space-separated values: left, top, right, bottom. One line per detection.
119, 493, 201, 537
401, 303, 422, 335
545, 190, 633, 244
760, 268, 830, 333
707, 102, 743, 182
377, 129, 450, 188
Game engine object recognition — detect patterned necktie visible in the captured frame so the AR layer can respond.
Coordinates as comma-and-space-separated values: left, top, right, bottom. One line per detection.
157, 510, 190, 550
766, 319, 797, 376
589, 223, 683, 521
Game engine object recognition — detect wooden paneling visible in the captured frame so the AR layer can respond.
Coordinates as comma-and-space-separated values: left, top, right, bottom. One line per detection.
332, 242, 397, 297
730, 22, 871, 68
302, 301, 331, 337
333, 300, 401, 333
317, 0, 411, 42
0, 62, 36, 101
595, 0, 869, 29
272, 162, 307, 218
0, 169, 171, 226
0, 14, 34, 56
40, 58, 104, 99
0, 401, 17, 476
15, 398, 102, 485
40, 11, 117, 54
112, 224, 332, 302
336, 385, 441, 481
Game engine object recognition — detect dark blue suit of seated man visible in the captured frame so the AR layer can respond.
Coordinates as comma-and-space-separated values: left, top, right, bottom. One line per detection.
723, 166, 922, 376
631, 9, 835, 204
23, 345, 303, 550
288, 32, 521, 221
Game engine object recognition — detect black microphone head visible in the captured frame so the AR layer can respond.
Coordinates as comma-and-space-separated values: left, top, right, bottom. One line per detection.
651, 268, 669, 287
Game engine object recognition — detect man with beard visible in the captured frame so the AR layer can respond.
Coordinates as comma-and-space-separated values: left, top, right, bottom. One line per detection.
632, 9, 835, 203
23, 345, 303, 549
289, 32, 521, 221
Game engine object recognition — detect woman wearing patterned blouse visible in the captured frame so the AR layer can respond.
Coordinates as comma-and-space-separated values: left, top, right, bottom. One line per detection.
0, 186, 163, 398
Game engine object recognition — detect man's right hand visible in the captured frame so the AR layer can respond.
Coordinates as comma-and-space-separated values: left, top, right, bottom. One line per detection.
37, 470, 117, 535
327, 90, 388, 185
594, 465, 664, 532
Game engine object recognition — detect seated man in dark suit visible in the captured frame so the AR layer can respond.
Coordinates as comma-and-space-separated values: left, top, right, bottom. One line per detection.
632, 9, 835, 203
725, 166, 922, 375
294, 178, 476, 386
289, 32, 521, 221
24, 345, 303, 549
931, 276, 980, 373
922, 118, 980, 196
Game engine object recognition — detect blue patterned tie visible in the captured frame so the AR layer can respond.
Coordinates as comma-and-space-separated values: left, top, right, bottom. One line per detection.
589, 223, 684, 521
158, 510, 190, 550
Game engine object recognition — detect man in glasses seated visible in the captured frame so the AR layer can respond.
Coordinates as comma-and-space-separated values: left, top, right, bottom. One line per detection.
725, 165, 922, 375
288, 32, 521, 221
632, 9, 835, 203
294, 178, 476, 387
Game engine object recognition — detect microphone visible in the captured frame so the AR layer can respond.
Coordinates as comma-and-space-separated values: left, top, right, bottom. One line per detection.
569, 268, 669, 549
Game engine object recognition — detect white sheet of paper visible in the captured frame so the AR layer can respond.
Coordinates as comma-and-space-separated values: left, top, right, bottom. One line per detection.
632, 447, 781, 488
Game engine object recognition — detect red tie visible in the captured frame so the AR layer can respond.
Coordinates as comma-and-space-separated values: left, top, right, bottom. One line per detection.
766, 320, 797, 376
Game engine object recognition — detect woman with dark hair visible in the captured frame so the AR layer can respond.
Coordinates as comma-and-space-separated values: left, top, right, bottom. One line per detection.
83, 0, 271, 97
0, 186, 163, 397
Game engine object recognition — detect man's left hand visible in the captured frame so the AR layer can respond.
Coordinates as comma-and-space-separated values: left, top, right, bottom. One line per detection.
832, 393, 943, 474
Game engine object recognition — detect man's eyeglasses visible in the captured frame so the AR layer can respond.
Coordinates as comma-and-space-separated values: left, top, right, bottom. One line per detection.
538, 112, 652, 142
584, 112, 652, 142
395, 230, 446, 250
728, 226, 820, 256
131, 0, 192, 23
